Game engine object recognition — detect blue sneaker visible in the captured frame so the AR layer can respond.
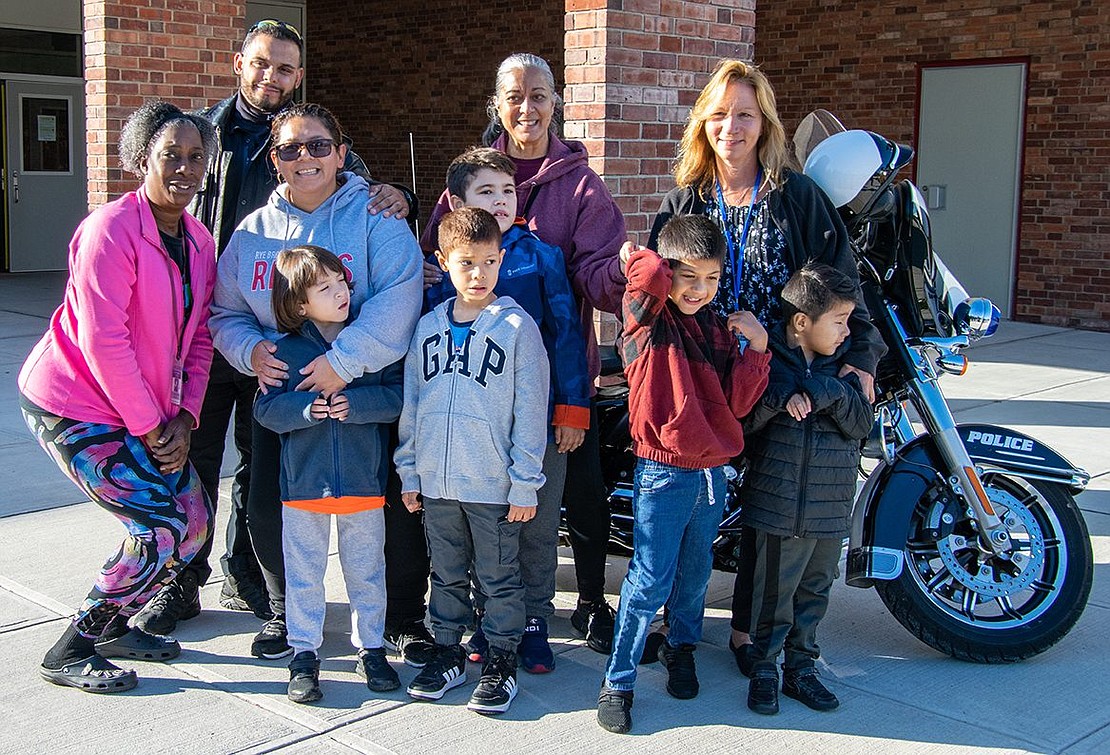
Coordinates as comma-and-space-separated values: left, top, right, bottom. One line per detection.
518, 616, 554, 674
466, 625, 489, 664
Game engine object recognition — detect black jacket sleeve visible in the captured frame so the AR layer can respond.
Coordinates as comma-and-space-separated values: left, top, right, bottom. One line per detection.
802, 370, 873, 440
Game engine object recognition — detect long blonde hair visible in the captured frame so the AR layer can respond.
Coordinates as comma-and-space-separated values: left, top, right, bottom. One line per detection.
673, 60, 789, 196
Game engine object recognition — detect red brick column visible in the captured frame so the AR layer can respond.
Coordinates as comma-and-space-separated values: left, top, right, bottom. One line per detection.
563, 0, 755, 245
83, 0, 244, 207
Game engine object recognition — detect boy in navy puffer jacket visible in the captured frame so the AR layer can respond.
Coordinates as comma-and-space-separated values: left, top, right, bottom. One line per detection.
254, 245, 403, 704
739, 262, 874, 716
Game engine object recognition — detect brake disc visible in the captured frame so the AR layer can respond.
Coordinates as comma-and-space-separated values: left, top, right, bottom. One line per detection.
935, 486, 1046, 597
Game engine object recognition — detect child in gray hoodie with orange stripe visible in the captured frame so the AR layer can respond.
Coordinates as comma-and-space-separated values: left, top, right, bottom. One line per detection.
394, 208, 549, 716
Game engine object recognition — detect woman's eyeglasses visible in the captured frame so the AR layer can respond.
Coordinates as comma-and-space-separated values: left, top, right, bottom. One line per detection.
273, 140, 336, 162
247, 18, 303, 44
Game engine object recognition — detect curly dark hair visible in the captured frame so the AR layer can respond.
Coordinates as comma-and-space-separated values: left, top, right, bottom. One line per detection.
118, 101, 217, 177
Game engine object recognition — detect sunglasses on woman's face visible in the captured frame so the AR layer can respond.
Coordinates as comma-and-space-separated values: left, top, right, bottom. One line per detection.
273, 139, 336, 162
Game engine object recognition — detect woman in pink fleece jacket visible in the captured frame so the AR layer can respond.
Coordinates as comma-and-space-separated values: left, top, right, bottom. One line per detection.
421, 53, 628, 660
18, 101, 218, 694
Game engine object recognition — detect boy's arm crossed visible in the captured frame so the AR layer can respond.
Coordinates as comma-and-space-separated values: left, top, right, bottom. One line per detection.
803, 370, 874, 440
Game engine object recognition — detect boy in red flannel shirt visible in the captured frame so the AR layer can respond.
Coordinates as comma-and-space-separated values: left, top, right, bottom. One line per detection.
596, 215, 770, 734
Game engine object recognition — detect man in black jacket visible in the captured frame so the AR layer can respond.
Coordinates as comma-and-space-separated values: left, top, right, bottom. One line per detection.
135, 20, 426, 658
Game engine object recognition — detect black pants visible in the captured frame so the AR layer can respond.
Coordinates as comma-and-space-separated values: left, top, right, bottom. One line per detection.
729, 524, 758, 633
184, 356, 259, 584
248, 417, 429, 625
383, 422, 430, 627
561, 399, 610, 603
747, 530, 841, 671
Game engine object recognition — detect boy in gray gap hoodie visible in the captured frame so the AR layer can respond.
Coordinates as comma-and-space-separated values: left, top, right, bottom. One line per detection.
395, 208, 549, 716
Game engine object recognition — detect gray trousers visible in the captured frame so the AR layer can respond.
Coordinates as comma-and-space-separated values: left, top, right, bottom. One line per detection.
282, 506, 387, 655
424, 498, 524, 653
748, 529, 842, 672
474, 442, 567, 620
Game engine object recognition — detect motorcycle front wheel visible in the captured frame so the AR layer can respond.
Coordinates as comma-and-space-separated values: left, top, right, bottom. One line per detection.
874, 474, 1092, 662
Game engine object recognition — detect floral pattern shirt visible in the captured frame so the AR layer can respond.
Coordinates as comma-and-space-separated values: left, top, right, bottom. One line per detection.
706, 197, 791, 330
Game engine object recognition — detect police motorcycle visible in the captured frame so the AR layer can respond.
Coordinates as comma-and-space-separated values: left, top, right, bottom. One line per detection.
589, 112, 1092, 662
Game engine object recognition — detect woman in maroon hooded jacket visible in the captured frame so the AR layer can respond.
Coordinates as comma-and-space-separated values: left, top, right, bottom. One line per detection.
422, 53, 627, 659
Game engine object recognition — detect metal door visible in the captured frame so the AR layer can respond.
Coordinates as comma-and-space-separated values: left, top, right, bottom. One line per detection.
917, 63, 1026, 317
3, 79, 87, 271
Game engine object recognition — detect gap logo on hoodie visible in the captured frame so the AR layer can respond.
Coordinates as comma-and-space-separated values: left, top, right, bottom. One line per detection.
421, 329, 506, 387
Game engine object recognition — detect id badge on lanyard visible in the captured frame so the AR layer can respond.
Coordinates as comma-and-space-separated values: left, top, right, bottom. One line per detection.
171, 363, 185, 407
716, 168, 762, 354
167, 230, 192, 408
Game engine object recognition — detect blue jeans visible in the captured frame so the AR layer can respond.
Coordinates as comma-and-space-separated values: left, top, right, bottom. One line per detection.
604, 458, 725, 691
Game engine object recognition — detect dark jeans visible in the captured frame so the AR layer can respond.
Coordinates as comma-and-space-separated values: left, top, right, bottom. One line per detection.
561, 399, 611, 603
249, 417, 429, 625
184, 356, 259, 584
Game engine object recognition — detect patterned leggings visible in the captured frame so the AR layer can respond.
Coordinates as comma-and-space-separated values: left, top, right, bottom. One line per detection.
22, 400, 213, 639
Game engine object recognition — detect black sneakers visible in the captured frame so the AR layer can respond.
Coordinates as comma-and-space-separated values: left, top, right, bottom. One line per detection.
596, 686, 634, 734
355, 647, 400, 692
219, 571, 273, 620
134, 570, 201, 636
406, 643, 467, 700
658, 642, 699, 699
748, 663, 779, 715
251, 615, 293, 659
467, 648, 519, 715
783, 667, 839, 711
385, 620, 437, 668
287, 651, 322, 704
570, 599, 616, 655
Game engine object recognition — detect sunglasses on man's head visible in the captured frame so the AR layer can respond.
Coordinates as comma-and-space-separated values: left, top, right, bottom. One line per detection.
248, 18, 303, 44
273, 139, 336, 162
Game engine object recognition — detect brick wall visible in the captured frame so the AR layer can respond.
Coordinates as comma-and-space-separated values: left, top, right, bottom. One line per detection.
564, 0, 755, 245
84, 0, 242, 206
307, 1, 565, 230
756, 0, 1109, 330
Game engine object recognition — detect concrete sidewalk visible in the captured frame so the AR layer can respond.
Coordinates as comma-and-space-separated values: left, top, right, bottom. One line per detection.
0, 272, 1107, 754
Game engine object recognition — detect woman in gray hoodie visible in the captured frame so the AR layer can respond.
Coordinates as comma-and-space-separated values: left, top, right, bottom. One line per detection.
209, 103, 423, 661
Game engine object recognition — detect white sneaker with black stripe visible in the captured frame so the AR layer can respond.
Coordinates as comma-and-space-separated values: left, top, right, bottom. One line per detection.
467, 648, 518, 715
406, 643, 467, 701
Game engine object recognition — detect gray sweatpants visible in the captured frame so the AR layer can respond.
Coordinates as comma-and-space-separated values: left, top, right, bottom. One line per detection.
424, 498, 525, 653
748, 529, 842, 672
282, 506, 387, 655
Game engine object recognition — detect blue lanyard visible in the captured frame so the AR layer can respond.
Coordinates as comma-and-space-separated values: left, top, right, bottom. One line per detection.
715, 167, 762, 309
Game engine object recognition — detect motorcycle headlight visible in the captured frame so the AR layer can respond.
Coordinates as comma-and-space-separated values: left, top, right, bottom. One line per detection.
953, 297, 1000, 339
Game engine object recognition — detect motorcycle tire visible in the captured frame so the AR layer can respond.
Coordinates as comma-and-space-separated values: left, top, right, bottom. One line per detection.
874, 475, 1092, 663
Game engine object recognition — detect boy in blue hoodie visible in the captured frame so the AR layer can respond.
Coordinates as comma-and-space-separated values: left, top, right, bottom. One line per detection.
425, 147, 590, 673
396, 207, 549, 715
254, 245, 403, 704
